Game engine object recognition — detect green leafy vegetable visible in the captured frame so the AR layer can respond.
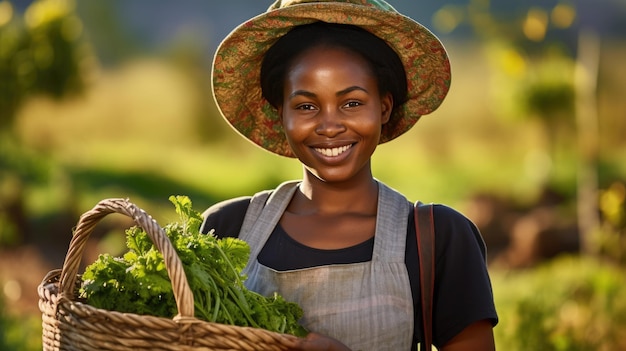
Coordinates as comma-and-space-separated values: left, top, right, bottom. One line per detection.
79, 195, 308, 337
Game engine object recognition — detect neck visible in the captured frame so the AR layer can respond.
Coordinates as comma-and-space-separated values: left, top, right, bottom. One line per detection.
294, 168, 379, 216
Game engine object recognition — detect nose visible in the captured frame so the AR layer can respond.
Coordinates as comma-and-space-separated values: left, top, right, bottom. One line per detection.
315, 109, 346, 137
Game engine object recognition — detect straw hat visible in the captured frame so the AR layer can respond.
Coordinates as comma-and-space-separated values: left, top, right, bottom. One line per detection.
212, 0, 451, 157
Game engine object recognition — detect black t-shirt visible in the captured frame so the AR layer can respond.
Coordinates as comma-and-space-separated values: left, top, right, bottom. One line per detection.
201, 196, 498, 349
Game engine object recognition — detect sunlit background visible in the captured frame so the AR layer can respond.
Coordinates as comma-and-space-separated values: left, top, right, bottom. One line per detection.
1, 0, 625, 350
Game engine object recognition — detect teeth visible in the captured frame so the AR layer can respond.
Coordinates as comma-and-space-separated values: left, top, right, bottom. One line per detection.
315, 144, 351, 157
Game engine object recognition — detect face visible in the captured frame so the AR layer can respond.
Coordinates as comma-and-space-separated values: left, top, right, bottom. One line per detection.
278, 45, 393, 184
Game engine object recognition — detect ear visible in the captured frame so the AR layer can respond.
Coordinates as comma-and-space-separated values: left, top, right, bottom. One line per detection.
380, 92, 393, 125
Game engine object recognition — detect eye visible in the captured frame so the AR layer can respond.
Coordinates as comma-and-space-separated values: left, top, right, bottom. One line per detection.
296, 103, 317, 111
343, 100, 363, 108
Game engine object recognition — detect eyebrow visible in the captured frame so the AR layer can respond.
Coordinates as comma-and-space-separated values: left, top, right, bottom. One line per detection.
288, 86, 369, 99
337, 86, 369, 96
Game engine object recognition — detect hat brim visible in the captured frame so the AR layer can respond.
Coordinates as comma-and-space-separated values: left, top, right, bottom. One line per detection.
212, 2, 451, 157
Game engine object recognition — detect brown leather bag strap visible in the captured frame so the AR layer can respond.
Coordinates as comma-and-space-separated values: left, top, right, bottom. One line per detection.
414, 202, 435, 351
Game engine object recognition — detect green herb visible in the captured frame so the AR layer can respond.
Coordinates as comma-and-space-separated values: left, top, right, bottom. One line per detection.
79, 195, 308, 337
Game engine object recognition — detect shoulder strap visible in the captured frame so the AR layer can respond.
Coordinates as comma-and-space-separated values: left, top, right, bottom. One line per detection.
239, 189, 271, 237
414, 201, 435, 351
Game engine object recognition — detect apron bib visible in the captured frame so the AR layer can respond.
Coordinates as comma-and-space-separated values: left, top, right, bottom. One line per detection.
239, 181, 413, 351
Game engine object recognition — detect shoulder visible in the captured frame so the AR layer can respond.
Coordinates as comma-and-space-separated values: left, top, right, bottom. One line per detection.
200, 196, 251, 237
431, 204, 486, 260
430, 203, 476, 228
201, 196, 252, 220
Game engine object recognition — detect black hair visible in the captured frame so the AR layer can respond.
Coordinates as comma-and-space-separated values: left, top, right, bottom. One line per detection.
260, 22, 408, 113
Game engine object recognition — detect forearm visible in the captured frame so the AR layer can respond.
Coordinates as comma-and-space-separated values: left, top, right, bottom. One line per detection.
440, 320, 495, 351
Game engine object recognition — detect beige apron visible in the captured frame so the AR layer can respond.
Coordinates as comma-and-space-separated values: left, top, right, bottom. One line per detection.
239, 180, 413, 351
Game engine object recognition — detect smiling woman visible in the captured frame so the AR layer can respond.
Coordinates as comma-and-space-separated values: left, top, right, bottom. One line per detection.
201, 1, 497, 350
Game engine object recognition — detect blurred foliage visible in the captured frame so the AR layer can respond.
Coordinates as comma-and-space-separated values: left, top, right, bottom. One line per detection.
0, 293, 9, 350
524, 80, 575, 119
0, 133, 51, 247
595, 181, 626, 265
493, 255, 626, 351
0, 0, 89, 128
0, 291, 41, 351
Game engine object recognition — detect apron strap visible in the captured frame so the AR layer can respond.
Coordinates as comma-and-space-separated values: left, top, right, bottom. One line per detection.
240, 181, 300, 275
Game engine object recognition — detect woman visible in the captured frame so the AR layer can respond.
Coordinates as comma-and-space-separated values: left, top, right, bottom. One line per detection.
202, 1, 498, 350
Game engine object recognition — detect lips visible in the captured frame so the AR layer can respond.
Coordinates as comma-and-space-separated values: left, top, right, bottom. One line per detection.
313, 144, 352, 157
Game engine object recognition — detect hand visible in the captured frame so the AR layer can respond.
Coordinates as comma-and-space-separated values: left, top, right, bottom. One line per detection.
285, 332, 351, 351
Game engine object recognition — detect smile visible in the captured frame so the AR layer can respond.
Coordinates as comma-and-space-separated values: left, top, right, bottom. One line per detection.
314, 144, 352, 157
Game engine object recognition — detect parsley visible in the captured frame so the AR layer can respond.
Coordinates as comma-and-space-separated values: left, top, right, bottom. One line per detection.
79, 195, 308, 337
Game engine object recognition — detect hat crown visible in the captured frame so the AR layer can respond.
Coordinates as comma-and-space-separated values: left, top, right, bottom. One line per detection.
268, 0, 397, 12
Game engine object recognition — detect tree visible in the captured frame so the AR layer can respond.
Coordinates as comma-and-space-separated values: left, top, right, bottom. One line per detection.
0, 0, 88, 128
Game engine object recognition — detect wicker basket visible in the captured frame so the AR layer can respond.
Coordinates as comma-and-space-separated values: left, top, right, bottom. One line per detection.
38, 198, 300, 350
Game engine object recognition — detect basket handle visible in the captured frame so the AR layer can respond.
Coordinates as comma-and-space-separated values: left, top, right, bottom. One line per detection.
58, 198, 195, 318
